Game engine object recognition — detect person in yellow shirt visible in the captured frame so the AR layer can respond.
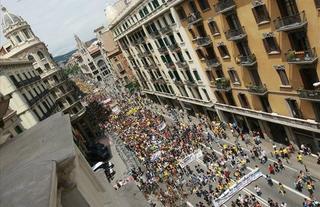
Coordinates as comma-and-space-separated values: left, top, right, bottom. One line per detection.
297, 152, 303, 164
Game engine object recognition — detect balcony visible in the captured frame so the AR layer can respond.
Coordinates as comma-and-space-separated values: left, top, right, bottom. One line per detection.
214, 0, 236, 14
213, 78, 231, 91
174, 80, 184, 85
138, 50, 151, 58
195, 36, 212, 47
236, 54, 257, 67
158, 46, 168, 54
273, 11, 307, 32
144, 63, 156, 70
184, 80, 197, 86
26, 90, 49, 107
298, 89, 320, 101
132, 37, 145, 45
13, 76, 41, 89
167, 43, 180, 52
187, 12, 202, 25
225, 26, 246, 41
286, 48, 318, 64
176, 61, 188, 68
159, 26, 172, 34
247, 84, 268, 95
165, 62, 176, 69
206, 58, 221, 68
149, 30, 160, 38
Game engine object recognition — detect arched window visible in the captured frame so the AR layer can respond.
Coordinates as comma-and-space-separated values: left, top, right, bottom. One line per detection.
28, 55, 35, 62
97, 60, 107, 71
97, 76, 102, 81
37, 51, 45, 60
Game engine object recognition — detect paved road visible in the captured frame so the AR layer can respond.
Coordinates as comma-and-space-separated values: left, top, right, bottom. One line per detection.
147, 102, 319, 207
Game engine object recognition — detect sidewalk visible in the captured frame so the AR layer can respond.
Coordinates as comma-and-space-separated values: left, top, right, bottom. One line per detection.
146, 102, 320, 181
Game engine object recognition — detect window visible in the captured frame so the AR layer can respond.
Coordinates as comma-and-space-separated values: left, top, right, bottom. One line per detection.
16, 35, 22, 43
189, 29, 196, 39
238, 93, 250, 108
208, 21, 220, 36
37, 51, 45, 59
14, 126, 23, 134
276, 68, 290, 86
286, 99, 302, 118
33, 109, 41, 120
44, 63, 51, 70
315, 0, 320, 8
193, 71, 201, 81
22, 29, 31, 39
9, 75, 18, 84
185, 51, 192, 60
169, 13, 175, 24
217, 44, 230, 59
177, 32, 183, 42
252, 4, 270, 24
196, 49, 205, 59
152, 0, 160, 8
228, 70, 240, 84
262, 34, 280, 54
197, 0, 210, 11
202, 89, 210, 100
176, 7, 187, 20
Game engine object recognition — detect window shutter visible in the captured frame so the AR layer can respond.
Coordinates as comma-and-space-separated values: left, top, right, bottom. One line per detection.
262, 38, 270, 53
251, 7, 259, 23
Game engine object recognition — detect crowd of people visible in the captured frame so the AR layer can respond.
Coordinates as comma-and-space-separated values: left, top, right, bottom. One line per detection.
100, 91, 319, 207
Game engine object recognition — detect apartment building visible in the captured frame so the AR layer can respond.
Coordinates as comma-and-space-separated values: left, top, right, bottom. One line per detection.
95, 26, 135, 86
110, 0, 320, 152
109, 0, 218, 118
174, 0, 320, 152
74, 35, 113, 82
0, 6, 101, 147
0, 59, 54, 129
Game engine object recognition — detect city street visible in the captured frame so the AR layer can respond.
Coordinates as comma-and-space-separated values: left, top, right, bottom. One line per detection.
103, 93, 320, 207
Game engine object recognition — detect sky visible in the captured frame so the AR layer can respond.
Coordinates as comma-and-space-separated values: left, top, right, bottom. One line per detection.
0, 0, 117, 56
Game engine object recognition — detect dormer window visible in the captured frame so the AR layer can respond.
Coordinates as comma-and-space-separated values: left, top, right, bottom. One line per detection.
23, 29, 31, 39
15, 34, 22, 43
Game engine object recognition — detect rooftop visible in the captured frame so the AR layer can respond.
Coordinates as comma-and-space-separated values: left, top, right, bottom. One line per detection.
0, 113, 75, 207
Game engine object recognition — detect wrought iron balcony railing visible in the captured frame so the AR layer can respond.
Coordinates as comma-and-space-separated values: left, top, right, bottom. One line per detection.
236, 54, 257, 67
187, 12, 202, 25
286, 47, 318, 64
225, 26, 246, 41
195, 36, 212, 47
214, 0, 236, 14
273, 11, 307, 32
247, 84, 268, 95
298, 89, 320, 100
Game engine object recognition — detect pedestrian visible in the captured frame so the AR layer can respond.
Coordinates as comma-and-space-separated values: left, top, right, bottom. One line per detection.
307, 182, 314, 198
278, 183, 286, 195
266, 174, 273, 186
297, 152, 303, 164
280, 202, 287, 207
254, 185, 262, 196
268, 164, 275, 175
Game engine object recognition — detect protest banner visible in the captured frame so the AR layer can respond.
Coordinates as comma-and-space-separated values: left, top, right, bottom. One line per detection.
179, 153, 195, 168
213, 168, 263, 207
151, 150, 162, 162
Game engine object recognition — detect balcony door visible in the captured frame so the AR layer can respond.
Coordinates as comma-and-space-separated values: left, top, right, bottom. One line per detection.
249, 69, 262, 86
205, 46, 217, 59
288, 30, 310, 51
236, 40, 251, 56
196, 24, 207, 37
299, 68, 319, 90
225, 13, 241, 30
276, 0, 299, 17
225, 91, 236, 106
188, 0, 198, 13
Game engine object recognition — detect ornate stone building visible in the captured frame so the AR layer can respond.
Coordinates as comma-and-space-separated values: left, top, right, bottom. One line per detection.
0, 6, 98, 145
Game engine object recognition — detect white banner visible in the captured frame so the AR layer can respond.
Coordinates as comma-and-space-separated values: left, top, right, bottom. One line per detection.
179, 153, 195, 168
213, 168, 263, 207
179, 149, 203, 168
151, 150, 162, 162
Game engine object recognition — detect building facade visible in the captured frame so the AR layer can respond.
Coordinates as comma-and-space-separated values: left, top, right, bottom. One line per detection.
74, 35, 113, 82
109, 0, 218, 118
95, 26, 135, 86
0, 59, 54, 129
110, 0, 320, 152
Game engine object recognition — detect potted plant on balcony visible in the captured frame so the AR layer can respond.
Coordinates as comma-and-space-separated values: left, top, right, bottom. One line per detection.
287, 49, 296, 61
